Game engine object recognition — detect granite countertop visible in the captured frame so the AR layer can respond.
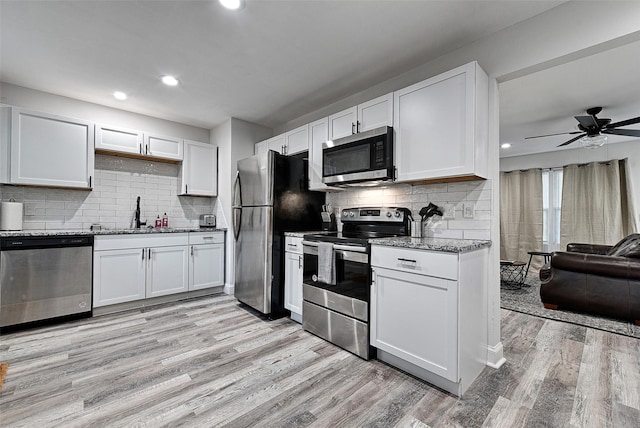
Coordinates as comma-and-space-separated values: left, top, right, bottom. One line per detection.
0, 227, 227, 238
284, 230, 331, 238
369, 236, 491, 253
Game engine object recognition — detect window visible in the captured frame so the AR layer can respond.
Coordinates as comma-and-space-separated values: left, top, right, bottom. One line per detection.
542, 168, 563, 251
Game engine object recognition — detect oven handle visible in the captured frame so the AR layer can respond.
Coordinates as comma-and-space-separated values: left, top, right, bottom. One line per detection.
302, 241, 367, 253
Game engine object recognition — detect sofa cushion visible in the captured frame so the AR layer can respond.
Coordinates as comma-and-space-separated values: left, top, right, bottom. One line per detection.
607, 234, 640, 258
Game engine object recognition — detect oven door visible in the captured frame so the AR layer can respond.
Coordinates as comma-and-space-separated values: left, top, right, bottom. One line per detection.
322, 126, 393, 186
301, 241, 372, 359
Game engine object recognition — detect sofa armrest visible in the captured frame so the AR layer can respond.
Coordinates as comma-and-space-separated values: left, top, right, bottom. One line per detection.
551, 251, 640, 280
566, 243, 612, 255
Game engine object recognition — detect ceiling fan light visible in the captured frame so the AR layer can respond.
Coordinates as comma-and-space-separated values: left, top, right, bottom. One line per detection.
579, 134, 607, 149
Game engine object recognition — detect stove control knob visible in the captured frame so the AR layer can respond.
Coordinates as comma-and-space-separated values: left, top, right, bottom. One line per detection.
349, 211, 355, 218
342, 211, 348, 217
394, 211, 401, 218
386, 212, 392, 218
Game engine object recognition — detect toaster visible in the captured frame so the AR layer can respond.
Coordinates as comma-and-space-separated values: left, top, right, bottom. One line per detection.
199, 214, 216, 228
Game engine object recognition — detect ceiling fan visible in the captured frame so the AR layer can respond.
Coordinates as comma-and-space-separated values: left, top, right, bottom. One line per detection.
526, 107, 640, 148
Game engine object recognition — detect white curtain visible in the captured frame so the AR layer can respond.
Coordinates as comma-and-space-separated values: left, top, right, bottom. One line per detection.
560, 159, 637, 249
500, 169, 543, 267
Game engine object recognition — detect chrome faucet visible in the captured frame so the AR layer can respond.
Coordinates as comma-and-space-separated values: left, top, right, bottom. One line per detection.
135, 196, 146, 229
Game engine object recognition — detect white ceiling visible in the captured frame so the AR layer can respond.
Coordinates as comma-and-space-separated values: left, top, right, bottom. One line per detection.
499, 40, 640, 158
1, 0, 564, 131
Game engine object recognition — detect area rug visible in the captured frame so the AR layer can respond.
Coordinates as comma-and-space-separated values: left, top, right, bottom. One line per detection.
500, 276, 640, 339
0, 362, 8, 392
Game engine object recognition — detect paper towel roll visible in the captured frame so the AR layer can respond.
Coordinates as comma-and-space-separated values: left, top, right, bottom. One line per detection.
0, 201, 24, 230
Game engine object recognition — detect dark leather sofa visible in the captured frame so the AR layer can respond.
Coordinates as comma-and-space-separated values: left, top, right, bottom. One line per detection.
539, 234, 640, 325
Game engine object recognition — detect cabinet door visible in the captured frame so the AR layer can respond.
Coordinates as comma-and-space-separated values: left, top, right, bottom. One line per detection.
95, 124, 143, 155
267, 134, 286, 154
255, 140, 268, 156
11, 108, 94, 188
93, 248, 146, 307
394, 63, 476, 182
146, 245, 189, 298
357, 93, 393, 133
189, 243, 224, 290
284, 124, 309, 156
284, 251, 303, 316
370, 267, 458, 382
308, 118, 329, 191
180, 140, 217, 196
144, 133, 183, 161
328, 106, 357, 140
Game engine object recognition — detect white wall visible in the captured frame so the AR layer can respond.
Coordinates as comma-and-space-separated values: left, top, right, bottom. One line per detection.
500, 139, 640, 215
273, 2, 640, 369
212, 118, 272, 294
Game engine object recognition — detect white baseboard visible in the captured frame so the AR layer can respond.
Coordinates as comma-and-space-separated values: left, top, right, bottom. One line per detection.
486, 341, 506, 369
223, 283, 234, 296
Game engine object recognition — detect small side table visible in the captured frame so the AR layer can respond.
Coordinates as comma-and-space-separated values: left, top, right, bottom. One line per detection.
500, 260, 527, 289
525, 251, 552, 278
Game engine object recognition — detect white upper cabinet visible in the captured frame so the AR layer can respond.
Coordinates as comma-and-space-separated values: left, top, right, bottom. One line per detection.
145, 133, 183, 161
328, 93, 393, 140
328, 106, 357, 140
266, 134, 286, 154
308, 117, 329, 191
394, 61, 488, 183
95, 124, 143, 155
284, 124, 309, 156
179, 140, 217, 197
8, 107, 94, 189
255, 140, 268, 156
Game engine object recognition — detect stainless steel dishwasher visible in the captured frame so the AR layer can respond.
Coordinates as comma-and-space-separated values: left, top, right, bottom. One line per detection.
0, 235, 93, 329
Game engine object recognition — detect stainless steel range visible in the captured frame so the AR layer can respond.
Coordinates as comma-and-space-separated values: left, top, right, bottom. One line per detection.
301, 207, 411, 359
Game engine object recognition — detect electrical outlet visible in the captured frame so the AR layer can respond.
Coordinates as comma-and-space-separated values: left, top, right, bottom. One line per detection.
463, 202, 474, 219
443, 204, 455, 219
24, 202, 37, 216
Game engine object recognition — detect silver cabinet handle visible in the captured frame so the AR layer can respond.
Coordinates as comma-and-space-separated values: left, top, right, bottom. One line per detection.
356, 120, 360, 133
398, 258, 417, 263
142, 248, 145, 260
298, 255, 302, 269
202, 236, 214, 240
351, 122, 355, 134
191, 245, 194, 256
145, 144, 149, 155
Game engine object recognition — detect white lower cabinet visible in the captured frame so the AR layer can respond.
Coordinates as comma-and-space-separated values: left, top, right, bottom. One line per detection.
146, 245, 189, 298
284, 236, 304, 322
189, 232, 225, 291
93, 247, 147, 307
93, 234, 189, 307
370, 244, 488, 396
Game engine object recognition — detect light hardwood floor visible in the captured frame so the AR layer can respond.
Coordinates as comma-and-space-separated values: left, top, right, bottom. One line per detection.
1, 294, 639, 427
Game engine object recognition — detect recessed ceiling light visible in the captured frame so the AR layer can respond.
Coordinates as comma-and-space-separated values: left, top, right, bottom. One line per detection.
501, 143, 511, 149
113, 91, 127, 100
219, 0, 244, 10
161, 75, 179, 86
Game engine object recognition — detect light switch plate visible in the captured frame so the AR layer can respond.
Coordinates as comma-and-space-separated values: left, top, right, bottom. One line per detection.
443, 204, 455, 219
463, 202, 474, 219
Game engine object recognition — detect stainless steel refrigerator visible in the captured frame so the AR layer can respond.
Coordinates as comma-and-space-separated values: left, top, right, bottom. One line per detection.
233, 150, 325, 317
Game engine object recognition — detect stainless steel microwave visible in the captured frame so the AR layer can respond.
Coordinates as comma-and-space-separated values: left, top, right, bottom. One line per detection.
322, 126, 394, 186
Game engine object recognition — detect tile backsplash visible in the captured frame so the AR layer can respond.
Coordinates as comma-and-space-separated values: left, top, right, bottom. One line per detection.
326, 179, 492, 240
0, 155, 216, 231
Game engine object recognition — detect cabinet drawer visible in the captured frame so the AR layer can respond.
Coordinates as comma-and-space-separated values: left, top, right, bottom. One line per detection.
371, 245, 458, 280
95, 233, 189, 251
285, 237, 303, 254
189, 231, 224, 245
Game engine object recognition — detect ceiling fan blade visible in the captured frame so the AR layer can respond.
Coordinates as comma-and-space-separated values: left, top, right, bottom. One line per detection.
558, 133, 586, 147
602, 129, 640, 137
607, 116, 640, 128
525, 131, 583, 139
575, 115, 599, 129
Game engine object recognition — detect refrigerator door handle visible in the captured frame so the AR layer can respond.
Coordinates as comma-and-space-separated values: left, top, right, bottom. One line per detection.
232, 171, 242, 208
232, 207, 242, 242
